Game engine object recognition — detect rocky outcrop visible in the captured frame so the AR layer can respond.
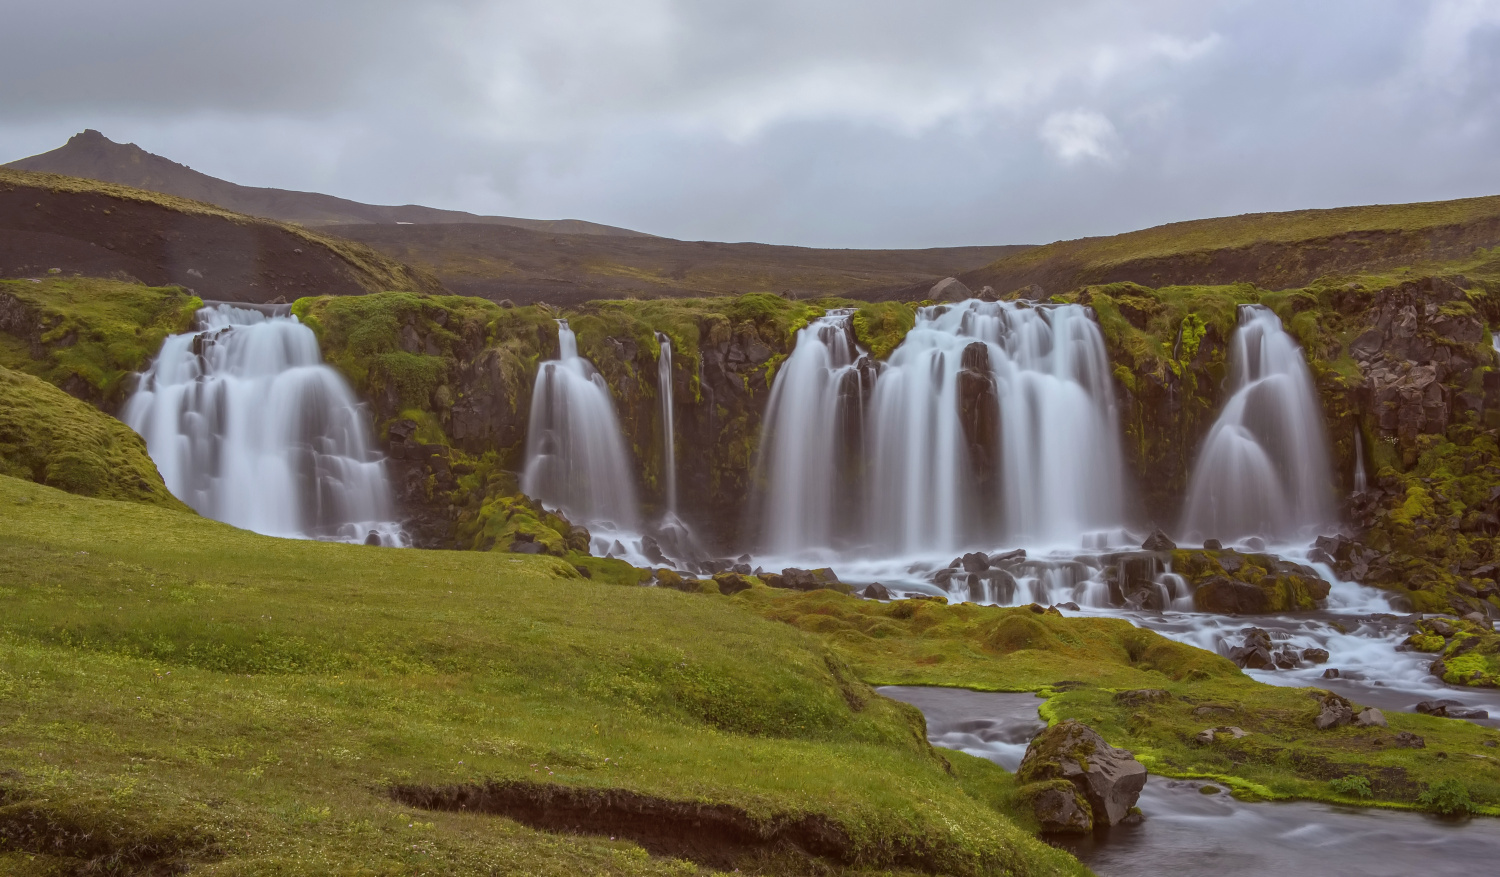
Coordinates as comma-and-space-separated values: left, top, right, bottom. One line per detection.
928, 277, 973, 302
1016, 720, 1146, 833
1173, 549, 1330, 613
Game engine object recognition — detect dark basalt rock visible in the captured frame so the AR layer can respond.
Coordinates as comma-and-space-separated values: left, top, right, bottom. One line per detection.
1314, 693, 1354, 730
1141, 529, 1176, 551
1017, 720, 1146, 832
711, 572, 753, 595
861, 583, 891, 601
769, 567, 843, 592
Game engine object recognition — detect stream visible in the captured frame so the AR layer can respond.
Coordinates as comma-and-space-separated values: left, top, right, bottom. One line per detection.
879, 686, 1500, 877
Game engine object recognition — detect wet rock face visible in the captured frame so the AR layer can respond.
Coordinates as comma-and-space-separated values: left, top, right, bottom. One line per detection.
957, 341, 1000, 506
1017, 720, 1146, 831
1022, 780, 1093, 833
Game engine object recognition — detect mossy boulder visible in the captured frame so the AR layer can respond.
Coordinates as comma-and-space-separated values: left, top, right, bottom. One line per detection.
1173, 549, 1330, 613
0, 364, 187, 509
1016, 719, 1146, 830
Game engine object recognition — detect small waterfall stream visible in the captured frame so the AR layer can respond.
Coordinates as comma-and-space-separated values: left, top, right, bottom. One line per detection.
1180, 305, 1335, 543
656, 333, 678, 515
123, 303, 405, 545
522, 319, 640, 531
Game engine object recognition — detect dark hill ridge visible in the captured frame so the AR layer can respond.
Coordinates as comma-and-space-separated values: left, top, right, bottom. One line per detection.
940, 194, 1500, 300
0, 168, 442, 303
6, 130, 648, 237
335, 221, 1028, 306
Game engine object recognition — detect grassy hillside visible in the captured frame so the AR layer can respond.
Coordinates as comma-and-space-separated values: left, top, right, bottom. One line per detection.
959, 194, 1500, 297
0, 365, 186, 510
336, 223, 1025, 306
0, 168, 443, 302
0, 475, 1086, 876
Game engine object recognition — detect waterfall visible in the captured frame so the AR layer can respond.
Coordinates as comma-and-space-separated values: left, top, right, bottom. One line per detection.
754, 309, 871, 554
1353, 426, 1368, 493
522, 320, 640, 530
1180, 305, 1334, 543
656, 333, 677, 515
123, 303, 405, 545
867, 300, 1127, 553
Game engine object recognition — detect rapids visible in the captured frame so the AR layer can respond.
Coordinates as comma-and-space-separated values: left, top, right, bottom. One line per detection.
123, 303, 405, 545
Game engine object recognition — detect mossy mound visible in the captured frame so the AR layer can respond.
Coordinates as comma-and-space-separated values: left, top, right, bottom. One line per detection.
0, 277, 200, 407
0, 364, 186, 509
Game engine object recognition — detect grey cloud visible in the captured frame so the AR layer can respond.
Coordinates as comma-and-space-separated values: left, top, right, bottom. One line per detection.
1, 1, 1497, 247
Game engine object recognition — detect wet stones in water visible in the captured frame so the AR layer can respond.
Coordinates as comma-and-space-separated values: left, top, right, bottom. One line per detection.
364, 530, 382, 546
641, 535, 669, 566
861, 583, 891, 601
1302, 647, 1330, 664
1416, 699, 1490, 720
1055, 601, 1079, 611
988, 548, 1026, 566
960, 552, 990, 572
1322, 668, 1341, 679
1227, 627, 1290, 670
765, 567, 842, 592
1315, 693, 1355, 730
1203, 538, 1223, 551
1017, 720, 1147, 833
1141, 529, 1176, 551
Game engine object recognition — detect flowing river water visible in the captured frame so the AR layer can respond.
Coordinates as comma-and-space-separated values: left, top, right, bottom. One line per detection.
880, 686, 1500, 876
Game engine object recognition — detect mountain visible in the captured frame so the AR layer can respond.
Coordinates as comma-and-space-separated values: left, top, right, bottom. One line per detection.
5, 130, 649, 237
0, 168, 442, 303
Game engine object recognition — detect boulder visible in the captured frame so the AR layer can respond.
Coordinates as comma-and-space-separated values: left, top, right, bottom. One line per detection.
711, 571, 753, 595
1196, 726, 1249, 744
1020, 780, 1093, 833
1315, 693, 1354, 730
1017, 720, 1147, 828
1416, 698, 1465, 717
1203, 538, 1223, 551
776, 567, 842, 592
960, 551, 990, 573
1302, 648, 1331, 664
1141, 529, 1177, 551
1355, 708, 1387, 728
929, 277, 973, 302
862, 582, 891, 601
1322, 668, 1341, 679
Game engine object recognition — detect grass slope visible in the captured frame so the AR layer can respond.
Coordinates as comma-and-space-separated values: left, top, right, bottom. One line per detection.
0, 476, 1084, 877
961, 194, 1500, 297
0, 365, 185, 510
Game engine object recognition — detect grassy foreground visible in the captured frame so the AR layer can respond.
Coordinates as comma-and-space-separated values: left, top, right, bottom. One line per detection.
0, 475, 1085, 877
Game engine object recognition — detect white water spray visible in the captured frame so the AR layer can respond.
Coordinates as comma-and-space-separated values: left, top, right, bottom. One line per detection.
123, 304, 404, 544
868, 301, 1127, 553
522, 320, 640, 530
1180, 305, 1335, 543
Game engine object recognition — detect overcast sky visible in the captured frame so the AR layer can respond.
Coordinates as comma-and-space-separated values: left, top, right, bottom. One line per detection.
3, 0, 1499, 248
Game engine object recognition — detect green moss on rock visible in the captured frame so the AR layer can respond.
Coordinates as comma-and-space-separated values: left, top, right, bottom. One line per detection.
0, 364, 187, 510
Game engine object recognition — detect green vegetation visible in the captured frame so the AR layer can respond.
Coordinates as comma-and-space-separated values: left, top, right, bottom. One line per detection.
0, 277, 200, 406
969, 193, 1500, 296
0, 476, 1087, 876
0, 364, 186, 510
852, 302, 916, 360
740, 588, 1500, 815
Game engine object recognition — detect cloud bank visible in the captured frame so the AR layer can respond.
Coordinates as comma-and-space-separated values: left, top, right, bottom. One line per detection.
2, 0, 1497, 247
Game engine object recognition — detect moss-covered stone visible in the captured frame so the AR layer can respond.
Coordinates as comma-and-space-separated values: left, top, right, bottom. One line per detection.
0, 277, 200, 409
0, 364, 187, 510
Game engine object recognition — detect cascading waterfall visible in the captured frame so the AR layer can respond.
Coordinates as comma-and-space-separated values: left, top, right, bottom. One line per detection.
656, 332, 677, 515
123, 303, 405, 544
868, 300, 1127, 553
753, 309, 871, 554
1354, 426, 1368, 494
1180, 305, 1335, 543
522, 320, 640, 530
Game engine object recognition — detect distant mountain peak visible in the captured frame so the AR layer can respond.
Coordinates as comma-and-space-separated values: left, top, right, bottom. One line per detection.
4, 130, 650, 238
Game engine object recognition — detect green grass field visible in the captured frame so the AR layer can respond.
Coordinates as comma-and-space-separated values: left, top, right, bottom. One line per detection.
0, 475, 1086, 876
